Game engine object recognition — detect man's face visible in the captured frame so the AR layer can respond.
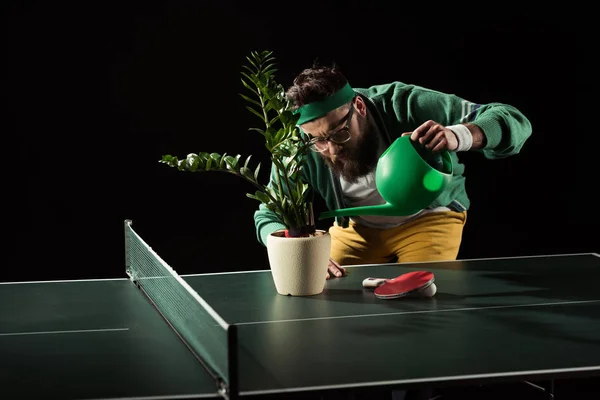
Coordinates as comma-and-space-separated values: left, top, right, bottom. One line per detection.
301, 97, 380, 183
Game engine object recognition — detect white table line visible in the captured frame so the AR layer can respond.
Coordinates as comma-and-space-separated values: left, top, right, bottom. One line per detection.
0, 328, 130, 337
239, 365, 600, 396
235, 299, 600, 325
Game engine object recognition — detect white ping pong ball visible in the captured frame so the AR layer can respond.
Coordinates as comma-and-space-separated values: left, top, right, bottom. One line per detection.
421, 283, 437, 297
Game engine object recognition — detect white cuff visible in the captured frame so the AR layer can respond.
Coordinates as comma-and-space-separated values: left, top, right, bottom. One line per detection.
447, 124, 473, 152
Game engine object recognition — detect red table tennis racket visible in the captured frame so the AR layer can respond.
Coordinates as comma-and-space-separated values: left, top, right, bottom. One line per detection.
362, 271, 437, 299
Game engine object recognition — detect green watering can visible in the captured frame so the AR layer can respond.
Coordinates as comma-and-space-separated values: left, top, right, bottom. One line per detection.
319, 135, 453, 219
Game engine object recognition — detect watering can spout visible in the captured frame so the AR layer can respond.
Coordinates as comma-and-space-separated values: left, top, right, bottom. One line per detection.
319, 202, 416, 219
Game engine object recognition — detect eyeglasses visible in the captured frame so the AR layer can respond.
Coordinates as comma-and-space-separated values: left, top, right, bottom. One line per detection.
308, 102, 354, 152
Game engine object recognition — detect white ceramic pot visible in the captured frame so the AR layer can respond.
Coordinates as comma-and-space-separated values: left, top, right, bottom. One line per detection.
266, 229, 331, 296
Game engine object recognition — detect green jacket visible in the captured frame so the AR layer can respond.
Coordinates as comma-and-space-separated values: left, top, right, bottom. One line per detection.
254, 81, 532, 246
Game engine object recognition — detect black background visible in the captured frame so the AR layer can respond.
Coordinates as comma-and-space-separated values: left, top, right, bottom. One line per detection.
9, 2, 593, 283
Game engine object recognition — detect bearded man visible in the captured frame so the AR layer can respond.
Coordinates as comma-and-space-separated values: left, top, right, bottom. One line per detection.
254, 63, 532, 279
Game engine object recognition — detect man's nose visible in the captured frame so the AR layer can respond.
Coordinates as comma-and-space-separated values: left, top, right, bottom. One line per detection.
327, 141, 341, 154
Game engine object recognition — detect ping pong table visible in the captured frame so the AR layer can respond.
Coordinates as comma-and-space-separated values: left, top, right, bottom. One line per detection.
1, 220, 599, 399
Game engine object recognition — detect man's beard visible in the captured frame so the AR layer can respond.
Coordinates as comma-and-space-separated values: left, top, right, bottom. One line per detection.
323, 115, 380, 183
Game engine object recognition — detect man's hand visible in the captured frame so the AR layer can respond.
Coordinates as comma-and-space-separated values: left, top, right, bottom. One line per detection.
402, 121, 487, 151
402, 120, 458, 152
326, 258, 346, 279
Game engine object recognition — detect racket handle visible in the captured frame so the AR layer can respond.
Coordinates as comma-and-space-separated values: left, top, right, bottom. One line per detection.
362, 277, 388, 288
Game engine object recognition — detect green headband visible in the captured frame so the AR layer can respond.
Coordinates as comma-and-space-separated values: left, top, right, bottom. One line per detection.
292, 82, 355, 125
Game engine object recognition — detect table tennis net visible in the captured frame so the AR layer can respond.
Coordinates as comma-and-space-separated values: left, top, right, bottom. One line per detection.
124, 220, 230, 386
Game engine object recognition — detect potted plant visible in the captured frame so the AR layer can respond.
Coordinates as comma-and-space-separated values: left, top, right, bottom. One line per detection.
159, 50, 331, 296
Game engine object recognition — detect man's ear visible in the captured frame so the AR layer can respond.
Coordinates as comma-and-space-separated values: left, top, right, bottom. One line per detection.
355, 96, 367, 117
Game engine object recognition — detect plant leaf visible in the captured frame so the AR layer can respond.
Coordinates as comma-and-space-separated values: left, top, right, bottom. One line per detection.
238, 93, 262, 107
254, 162, 261, 181
246, 106, 264, 121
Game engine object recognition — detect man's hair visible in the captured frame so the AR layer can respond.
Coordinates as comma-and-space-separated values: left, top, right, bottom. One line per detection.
285, 62, 348, 110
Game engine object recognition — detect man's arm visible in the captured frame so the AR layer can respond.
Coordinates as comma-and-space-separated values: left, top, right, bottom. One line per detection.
392, 84, 533, 158
464, 122, 487, 150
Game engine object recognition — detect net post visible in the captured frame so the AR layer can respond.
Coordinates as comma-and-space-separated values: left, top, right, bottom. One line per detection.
226, 325, 239, 400
124, 219, 134, 280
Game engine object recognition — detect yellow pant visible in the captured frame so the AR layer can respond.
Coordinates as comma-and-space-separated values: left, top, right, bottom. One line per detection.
329, 210, 467, 266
